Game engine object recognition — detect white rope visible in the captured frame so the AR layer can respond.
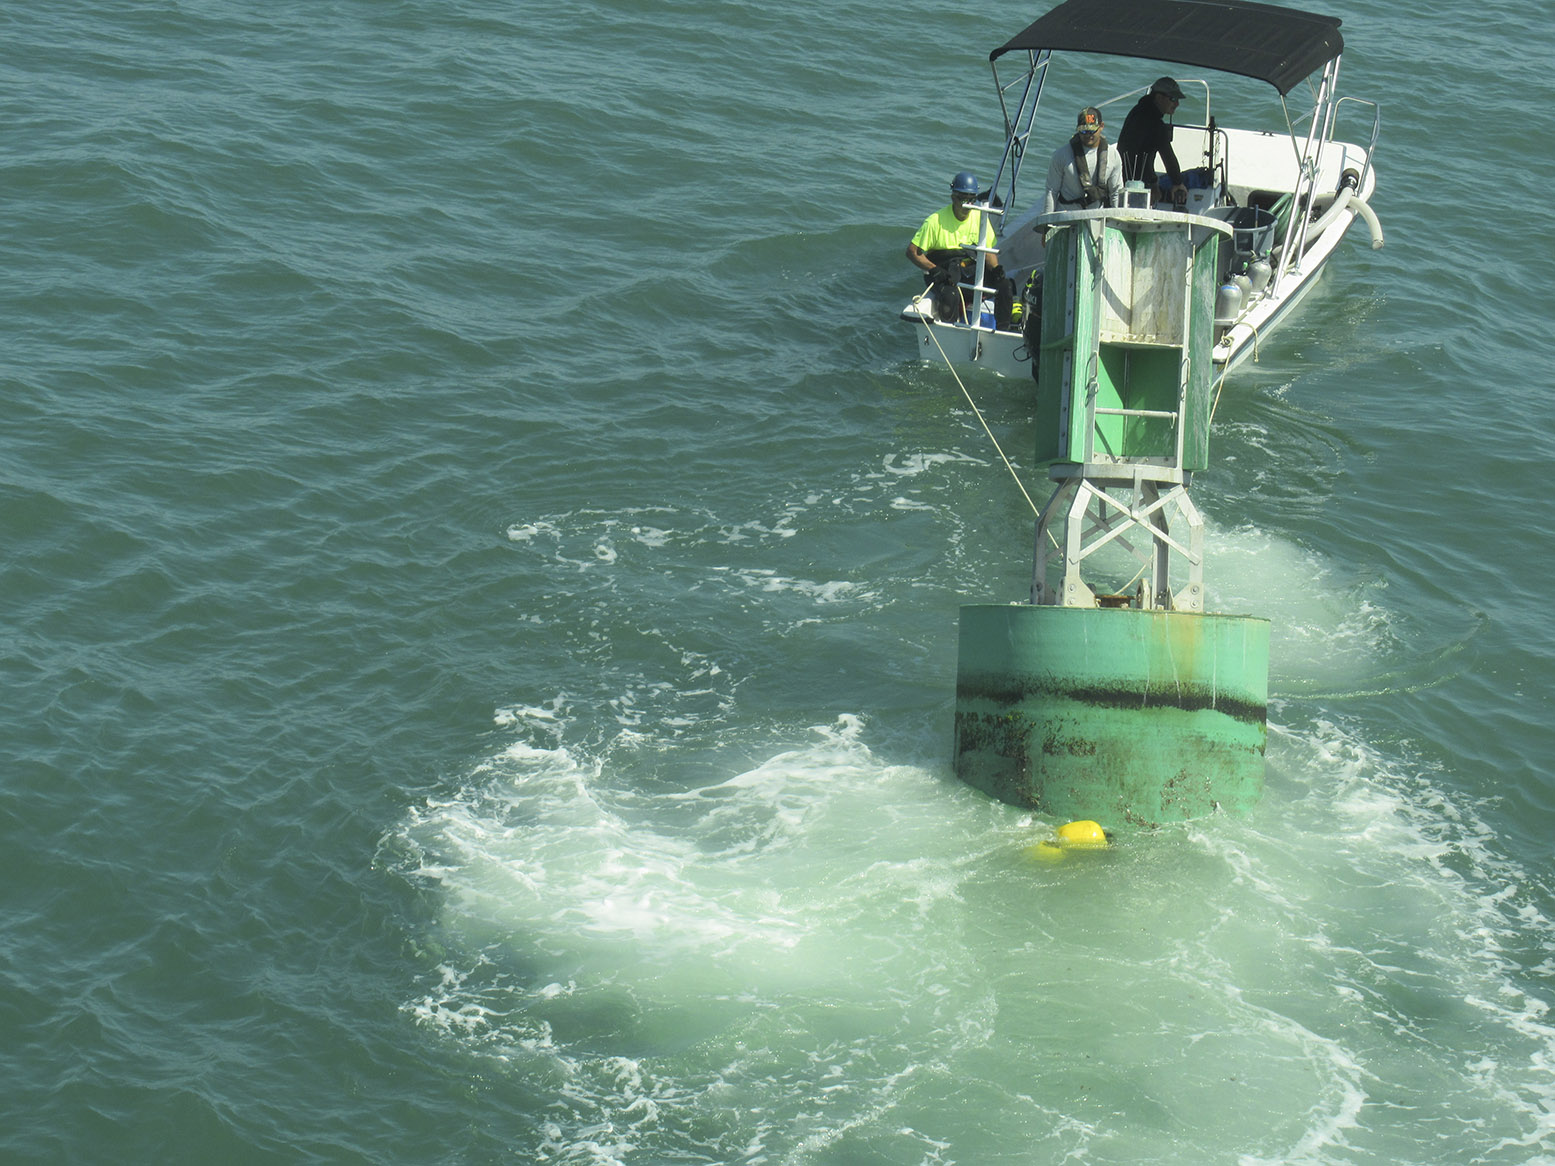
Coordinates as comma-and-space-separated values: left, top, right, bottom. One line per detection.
1209, 318, 1258, 426
1209, 355, 1231, 426
914, 311, 1043, 518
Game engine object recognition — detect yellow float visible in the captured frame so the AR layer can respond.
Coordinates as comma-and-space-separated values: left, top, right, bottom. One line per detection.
1028, 819, 1110, 862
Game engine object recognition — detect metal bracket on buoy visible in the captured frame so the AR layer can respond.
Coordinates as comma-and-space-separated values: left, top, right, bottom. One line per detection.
1023, 208, 1230, 612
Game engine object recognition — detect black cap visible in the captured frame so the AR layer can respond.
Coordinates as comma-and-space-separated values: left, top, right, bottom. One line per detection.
1151, 76, 1185, 99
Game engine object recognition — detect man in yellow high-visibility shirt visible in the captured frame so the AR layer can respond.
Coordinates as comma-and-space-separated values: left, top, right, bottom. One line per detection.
906, 171, 1007, 325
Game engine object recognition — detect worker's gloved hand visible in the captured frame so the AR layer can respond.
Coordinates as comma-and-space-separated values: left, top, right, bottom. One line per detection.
930, 264, 956, 286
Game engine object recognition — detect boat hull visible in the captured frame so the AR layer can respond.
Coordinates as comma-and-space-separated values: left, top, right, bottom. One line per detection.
906, 316, 1030, 379
953, 604, 1269, 826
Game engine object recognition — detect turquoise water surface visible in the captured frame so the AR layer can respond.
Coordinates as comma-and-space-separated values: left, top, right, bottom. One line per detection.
4, 1, 1555, 1162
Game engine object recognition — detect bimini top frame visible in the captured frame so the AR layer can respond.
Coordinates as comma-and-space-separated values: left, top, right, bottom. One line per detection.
989, 0, 1342, 96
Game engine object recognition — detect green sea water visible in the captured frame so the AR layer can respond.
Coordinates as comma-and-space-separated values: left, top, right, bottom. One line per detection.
4, 1, 1555, 1162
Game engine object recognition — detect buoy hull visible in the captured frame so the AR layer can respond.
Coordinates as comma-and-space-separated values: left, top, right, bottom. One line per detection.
953, 605, 1269, 827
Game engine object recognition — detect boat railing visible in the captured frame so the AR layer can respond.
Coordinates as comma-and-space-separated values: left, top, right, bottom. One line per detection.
962, 201, 1006, 343
988, 51, 1051, 227
1268, 90, 1380, 278
987, 67, 1227, 237
1270, 59, 1341, 289
1333, 95, 1381, 191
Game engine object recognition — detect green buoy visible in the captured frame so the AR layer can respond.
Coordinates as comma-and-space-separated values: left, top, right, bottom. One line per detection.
953, 208, 1269, 828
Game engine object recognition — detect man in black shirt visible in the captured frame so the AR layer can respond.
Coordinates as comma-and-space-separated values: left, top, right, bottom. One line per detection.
1118, 77, 1188, 204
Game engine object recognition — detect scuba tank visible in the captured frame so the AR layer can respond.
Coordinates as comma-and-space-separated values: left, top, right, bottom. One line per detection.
1215, 280, 1244, 326
1247, 257, 1272, 298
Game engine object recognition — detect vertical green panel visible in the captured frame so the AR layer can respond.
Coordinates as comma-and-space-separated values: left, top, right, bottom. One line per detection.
1034, 226, 1072, 467
1033, 233, 1066, 467
1035, 223, 1097, 467
1113, 347, 1179, 459
1181, 233, 1220, 470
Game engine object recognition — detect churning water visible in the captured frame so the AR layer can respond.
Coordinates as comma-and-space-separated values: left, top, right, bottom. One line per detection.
4, 0, 1555, 1162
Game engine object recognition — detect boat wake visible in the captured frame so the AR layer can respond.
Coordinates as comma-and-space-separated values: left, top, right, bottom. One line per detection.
385, 702, 1555, 1162
380, 483, 1552, 1162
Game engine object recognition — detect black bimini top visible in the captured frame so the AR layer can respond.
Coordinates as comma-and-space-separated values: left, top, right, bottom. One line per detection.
990, 0, 1343, 96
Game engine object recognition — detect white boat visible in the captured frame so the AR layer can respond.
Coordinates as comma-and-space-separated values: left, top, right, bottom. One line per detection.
901, 0, 1382, 379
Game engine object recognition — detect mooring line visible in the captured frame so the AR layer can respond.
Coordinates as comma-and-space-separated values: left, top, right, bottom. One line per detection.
1210, 319, 1261, 426
915, 311, 1042, 518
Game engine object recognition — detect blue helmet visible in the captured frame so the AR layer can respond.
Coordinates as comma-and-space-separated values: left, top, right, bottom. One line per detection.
950, 171, 979, 196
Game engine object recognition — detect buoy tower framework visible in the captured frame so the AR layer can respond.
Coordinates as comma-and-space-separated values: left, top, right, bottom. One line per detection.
953, 207, 1271, 828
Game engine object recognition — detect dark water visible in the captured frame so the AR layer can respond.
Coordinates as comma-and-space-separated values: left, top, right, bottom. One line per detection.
4, 0, 1554, 1162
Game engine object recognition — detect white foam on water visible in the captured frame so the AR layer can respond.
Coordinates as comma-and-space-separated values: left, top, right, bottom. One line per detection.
407, 504, 1551, 1161
721, 567, 876, 607
1221, 713, 1555, 1161
390, 715, 1032, 1161
387, 692, 1555, 1162
505, 519, 562, 543
492, 701, 562, 731
1200, 520, 1432, 699
880, 450, 985, 477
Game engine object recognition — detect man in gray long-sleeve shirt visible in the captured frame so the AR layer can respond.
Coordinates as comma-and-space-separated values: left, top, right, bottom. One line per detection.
1042, 106, 1125, 216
